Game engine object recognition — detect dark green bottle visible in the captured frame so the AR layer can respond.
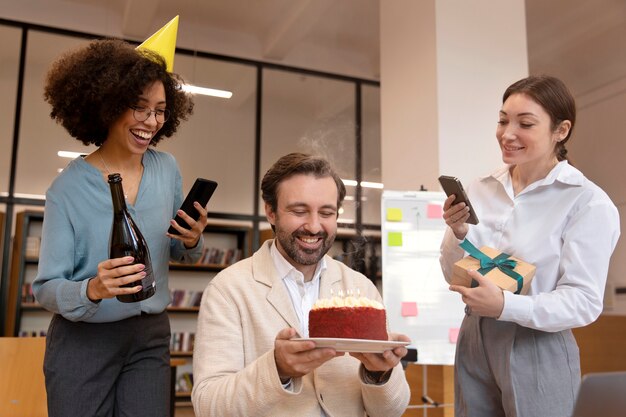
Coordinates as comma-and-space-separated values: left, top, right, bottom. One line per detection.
108, 173, 155, 302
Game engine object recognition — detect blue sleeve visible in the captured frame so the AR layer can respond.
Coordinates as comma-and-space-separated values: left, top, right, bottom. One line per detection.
33, 191, 101, 321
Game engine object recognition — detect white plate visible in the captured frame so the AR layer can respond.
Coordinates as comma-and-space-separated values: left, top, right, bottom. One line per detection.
292, 337, 409, 353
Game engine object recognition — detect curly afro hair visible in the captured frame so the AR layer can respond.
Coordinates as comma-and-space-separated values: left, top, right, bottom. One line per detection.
44, 38, 194, 146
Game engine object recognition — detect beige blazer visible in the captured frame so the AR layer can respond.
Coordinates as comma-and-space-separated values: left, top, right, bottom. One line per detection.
192, 240, 410, 417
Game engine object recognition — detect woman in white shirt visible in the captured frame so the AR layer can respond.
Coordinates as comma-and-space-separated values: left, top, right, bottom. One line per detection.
439, 75, 620, 417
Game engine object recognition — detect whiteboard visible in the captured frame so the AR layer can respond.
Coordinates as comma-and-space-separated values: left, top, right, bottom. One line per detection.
381, 190, 465, 365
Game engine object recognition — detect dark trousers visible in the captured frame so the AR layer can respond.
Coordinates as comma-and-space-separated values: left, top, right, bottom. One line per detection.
44, 311, 171, 417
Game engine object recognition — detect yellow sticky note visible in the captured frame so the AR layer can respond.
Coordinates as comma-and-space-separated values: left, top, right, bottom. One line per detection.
386, 208, 402, 221
388, 232, 403, 247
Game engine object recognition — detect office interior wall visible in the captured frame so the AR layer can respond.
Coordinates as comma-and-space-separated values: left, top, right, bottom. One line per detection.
569, 80, 626, 289
380, 0, 528, 191
435, 0, 528, 185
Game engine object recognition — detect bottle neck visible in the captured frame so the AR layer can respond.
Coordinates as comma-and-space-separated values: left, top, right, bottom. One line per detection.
109, 177, 127, 213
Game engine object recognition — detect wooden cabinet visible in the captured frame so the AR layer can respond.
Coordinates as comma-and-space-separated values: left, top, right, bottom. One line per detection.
0, 337, 47, 417
403, 364, 454, 417
572, 314, 626, 375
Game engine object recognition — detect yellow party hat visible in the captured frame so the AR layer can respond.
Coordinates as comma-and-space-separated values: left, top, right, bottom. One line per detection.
136, 15, 179, 72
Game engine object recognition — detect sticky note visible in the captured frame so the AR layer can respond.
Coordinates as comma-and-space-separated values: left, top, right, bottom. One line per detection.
449, 328, 460, 343
388, 232, 403, 247
401, 302, 418, 317
386, 208, 402, 221
427, 203, 443, 219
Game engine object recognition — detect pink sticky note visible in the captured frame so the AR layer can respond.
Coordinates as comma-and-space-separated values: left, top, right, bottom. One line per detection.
449, 328, 460, 343
427, 203, 443, 219
401, 302, 418, 317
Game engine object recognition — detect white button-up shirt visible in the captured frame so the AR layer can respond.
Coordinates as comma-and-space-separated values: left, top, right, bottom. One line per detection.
440, 161, 620, 332
270, 242, 329, 416
270, 242, 326, 337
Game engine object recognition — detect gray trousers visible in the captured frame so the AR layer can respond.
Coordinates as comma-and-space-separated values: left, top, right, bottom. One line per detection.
454, 314, 580, 417
43, 311, 171, 417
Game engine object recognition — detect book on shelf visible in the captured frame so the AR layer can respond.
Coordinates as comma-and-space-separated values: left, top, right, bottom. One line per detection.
196, 246, 243, 266
25, 236, 41, 259
170, 331, 195, 352
169, 289, 203, 308
19, 330, 47, 337
21, 283, 36, 303
176, 372, 194, 393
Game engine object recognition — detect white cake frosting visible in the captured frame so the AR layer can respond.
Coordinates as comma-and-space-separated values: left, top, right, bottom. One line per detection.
312, 295, 384, 310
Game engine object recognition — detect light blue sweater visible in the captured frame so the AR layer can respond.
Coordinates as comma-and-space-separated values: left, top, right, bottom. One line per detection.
33, 149, 203, 322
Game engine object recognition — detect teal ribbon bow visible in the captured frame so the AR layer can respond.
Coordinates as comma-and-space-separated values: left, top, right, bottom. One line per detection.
459, 239, 524, 294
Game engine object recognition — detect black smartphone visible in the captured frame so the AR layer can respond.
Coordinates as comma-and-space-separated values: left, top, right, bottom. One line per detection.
168, 178, 218, 235
438, 175, 479, 225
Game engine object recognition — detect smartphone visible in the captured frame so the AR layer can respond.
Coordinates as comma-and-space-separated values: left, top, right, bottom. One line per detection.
438, 175, 479, 225
168, 178, 218, 235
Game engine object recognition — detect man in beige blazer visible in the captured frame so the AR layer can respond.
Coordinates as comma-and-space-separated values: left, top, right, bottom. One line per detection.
192, 153, 411, 417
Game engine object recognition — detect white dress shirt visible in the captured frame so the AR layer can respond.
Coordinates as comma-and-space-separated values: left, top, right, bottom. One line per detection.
440, 161, 620, 332
270, 242, 326, 338
270, 242, 328, 416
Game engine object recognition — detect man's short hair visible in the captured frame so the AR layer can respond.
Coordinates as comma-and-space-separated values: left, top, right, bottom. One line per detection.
261, 152, 346, 212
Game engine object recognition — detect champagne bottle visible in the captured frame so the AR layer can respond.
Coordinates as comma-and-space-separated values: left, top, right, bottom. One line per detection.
108, 173, 156, 302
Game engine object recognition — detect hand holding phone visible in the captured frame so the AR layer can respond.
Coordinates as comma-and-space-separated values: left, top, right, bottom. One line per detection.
438, 175, 479, 225
168, 178, 218, 235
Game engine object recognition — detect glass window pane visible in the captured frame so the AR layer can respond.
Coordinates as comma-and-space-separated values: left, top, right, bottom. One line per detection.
14, 32, 256, 216
362, 84, 381, 226
15, 31, 93, 197
260, 69, 356, 223
0, 25, 23, 194
159, 54, 256, 216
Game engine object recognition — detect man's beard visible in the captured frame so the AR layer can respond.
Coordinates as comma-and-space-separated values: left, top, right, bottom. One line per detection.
275, 227, 336, 266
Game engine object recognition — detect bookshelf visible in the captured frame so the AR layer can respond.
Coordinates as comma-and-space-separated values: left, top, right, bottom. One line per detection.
167, 223, 251, 403
5, 210, 44, 337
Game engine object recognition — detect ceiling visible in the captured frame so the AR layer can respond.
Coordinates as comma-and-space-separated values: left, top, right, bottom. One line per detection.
1, 0, 625, 97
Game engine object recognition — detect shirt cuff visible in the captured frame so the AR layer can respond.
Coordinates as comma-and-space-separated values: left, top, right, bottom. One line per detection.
360, 366, 392, 385
80, 278, 101, 305
498, 290, 532, 324
281, 378, 293, 391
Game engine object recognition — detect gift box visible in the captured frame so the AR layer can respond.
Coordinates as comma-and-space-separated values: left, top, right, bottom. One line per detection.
452, 240, 535, 295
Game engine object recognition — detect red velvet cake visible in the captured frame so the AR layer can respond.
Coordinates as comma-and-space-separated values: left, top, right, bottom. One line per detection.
308, 295, 388, 340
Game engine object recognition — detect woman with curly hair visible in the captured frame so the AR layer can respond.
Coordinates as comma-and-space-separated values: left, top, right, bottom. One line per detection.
33, 38, 205, 416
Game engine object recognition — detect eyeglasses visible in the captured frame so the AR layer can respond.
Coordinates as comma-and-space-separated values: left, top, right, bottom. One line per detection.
129, 106, 170, 123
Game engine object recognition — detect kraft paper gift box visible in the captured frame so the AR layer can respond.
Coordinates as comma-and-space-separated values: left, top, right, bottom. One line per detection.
452, 240, 536, 295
